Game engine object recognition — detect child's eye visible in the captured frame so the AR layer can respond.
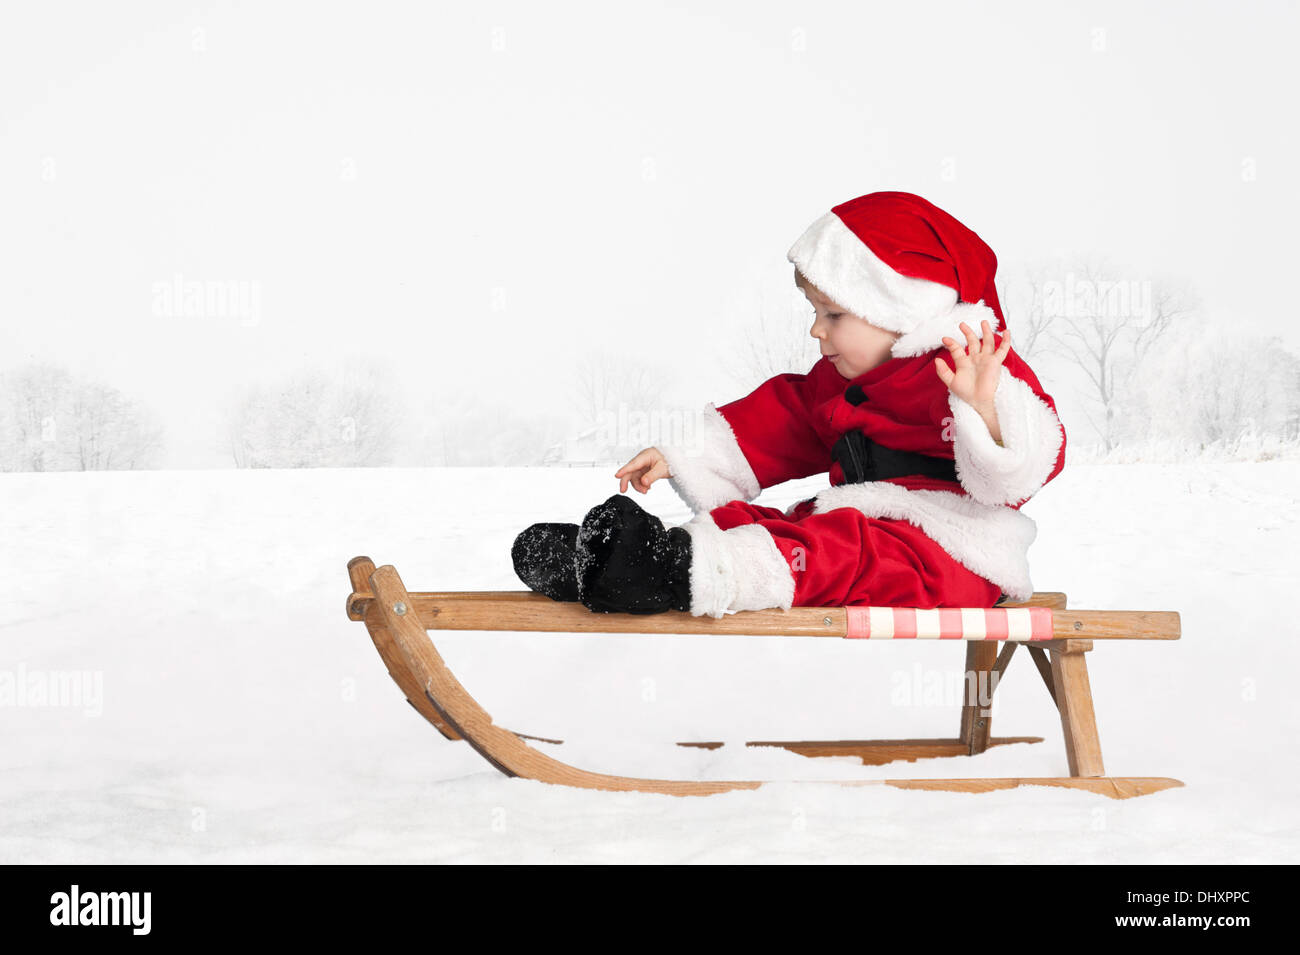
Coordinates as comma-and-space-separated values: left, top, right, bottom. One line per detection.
826, 313, 842, 319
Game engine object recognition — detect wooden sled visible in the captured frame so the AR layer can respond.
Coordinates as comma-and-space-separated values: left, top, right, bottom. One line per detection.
346, 556, 1183, 799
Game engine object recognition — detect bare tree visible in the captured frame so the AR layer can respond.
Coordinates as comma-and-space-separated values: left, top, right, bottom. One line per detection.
1284, 359, 1300, 443
68, 381, 165, 469
0, 363, 69, 471
568, 349, 673, 461
0, 362, 165, 471
1045, 257, 1197, 452
226, 361, 402, 468
999, 260, 1075, 361
1193, 335, 1298, 449
1123, 324, 1300, 453
569, 350, 669, 426
416, 388, 569, 467
722, 282, 822, 392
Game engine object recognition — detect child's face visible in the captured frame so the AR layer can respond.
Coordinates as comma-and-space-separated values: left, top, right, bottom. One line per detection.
797, 270, 901, 380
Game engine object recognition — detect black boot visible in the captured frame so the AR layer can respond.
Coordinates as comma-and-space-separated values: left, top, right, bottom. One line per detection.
575, 494, 692, 615
512, 522, 581, 602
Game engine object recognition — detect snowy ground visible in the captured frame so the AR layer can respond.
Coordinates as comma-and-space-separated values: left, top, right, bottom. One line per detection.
1, 460, 1297, 863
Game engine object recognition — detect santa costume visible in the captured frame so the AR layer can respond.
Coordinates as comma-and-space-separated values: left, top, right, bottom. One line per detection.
513, 191, 1066, 617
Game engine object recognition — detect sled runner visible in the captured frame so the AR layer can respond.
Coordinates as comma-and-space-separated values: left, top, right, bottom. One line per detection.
345, 556, 1183, 799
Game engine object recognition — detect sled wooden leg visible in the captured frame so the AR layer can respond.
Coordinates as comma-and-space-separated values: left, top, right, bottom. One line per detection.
959, 592, 1066, 756
1026, 646, 1058, 706
350, 557, 464, 741
959, 641, 998, 755
349, 557, 562, 745
1050, 639, 1105, 777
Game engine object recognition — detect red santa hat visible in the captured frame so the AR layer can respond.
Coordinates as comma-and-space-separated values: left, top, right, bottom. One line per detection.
787, 191, 1005, 358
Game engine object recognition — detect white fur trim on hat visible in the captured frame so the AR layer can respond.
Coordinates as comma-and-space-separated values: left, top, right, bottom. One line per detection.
947, 366, 1066, 507
810, 482, 1038, 602
788, 210, 999, 359
892, 300, 1001, 359
658, 403, 761, 514
680, 512, 796, 618
788, 211, 957, 333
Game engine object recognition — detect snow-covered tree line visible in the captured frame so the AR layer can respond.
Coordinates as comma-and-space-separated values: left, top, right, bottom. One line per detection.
225, 363, 403, 468
5, 261, 1295, 471
0, 358, 569, 469
0, 363, 165, 471
997, 257, 1300, 460
225, 361, 570, 468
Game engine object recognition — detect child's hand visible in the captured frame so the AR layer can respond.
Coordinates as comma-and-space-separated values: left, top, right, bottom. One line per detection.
935, 319, 1010, 414
616, 447, 671, 494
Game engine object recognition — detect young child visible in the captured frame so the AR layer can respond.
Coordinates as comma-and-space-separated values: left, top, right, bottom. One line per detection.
512, 191, 1067, 617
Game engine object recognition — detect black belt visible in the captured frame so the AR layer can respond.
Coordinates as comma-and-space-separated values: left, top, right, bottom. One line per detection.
830, 430, 959, 485
830, 427, 998, 604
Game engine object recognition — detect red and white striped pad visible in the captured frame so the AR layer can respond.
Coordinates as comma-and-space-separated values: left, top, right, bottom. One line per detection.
844, 606, 1055, 641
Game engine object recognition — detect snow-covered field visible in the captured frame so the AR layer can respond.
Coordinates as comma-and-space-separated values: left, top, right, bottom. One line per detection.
2, 460, 1297, 863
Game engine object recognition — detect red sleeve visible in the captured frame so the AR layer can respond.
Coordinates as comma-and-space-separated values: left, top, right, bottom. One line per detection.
716, 358, 840, 490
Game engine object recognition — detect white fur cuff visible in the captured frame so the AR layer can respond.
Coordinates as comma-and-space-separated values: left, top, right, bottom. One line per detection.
680, 514, 796, 619
948, 367, 1065, 507
658, 403, 761, 515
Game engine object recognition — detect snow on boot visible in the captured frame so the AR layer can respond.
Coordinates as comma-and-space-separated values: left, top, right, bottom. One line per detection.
575, 494, 692, 615
511, 522, 581, 602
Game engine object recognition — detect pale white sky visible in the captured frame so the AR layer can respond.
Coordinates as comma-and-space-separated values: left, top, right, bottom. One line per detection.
2, 0, 1296, 466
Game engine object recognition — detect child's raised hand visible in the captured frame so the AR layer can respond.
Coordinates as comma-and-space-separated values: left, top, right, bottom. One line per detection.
616, 447, 671, 494
934, 319, 1011, 412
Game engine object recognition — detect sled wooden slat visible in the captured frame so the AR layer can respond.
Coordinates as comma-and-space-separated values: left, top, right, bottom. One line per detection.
346, 557, 1183, 800
346, 589, 1179, 642
677, 736, 1045, 764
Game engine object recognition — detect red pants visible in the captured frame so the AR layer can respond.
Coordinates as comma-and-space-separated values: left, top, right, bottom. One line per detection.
707, 498, 1003, 609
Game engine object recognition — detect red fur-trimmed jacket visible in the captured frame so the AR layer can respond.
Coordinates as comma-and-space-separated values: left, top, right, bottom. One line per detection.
657, 332, 1066, 602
